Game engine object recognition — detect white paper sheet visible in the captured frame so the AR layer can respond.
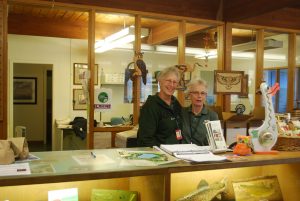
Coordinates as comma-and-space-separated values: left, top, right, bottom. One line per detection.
72, 153, 115, 166
0, 163, 31, 176
174, 152, 227, 163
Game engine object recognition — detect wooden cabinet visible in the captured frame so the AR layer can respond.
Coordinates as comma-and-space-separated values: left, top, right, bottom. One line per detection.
1, 149, 300, 201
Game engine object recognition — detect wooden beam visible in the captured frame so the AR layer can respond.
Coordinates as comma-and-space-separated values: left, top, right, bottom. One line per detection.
88, 9, 95, 149
177, 20, 185, 106
8, 13, 125, 39
133, 15, 141, 125
35, 0, 221, 20
240, 8, 300, 30
148, 22, 208, 45
255, 29, 264, 107
224, 0, 299, 22
287, 33, 296, 112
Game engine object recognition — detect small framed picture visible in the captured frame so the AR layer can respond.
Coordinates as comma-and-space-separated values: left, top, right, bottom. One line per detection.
13, 77, 37, 104
73, 63, 99, 85
73, 89, 87, 110
214, 70, 244, 94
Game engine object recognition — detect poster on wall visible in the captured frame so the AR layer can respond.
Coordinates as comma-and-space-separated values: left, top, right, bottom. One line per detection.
94, 88, 112, 112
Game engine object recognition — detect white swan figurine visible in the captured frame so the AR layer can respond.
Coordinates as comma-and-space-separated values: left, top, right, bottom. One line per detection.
249, 82, 280, 153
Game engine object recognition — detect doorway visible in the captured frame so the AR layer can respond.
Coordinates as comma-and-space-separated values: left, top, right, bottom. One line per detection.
13, 63, 53, 151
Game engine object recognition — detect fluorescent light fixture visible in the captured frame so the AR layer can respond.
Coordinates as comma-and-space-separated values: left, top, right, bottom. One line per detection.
232, 52, 255, 59
195, 50, 217, 59
232, 39, 283, 52
264, 53, 286, 61
155, 45, 177, 53
95, 26, 148, 53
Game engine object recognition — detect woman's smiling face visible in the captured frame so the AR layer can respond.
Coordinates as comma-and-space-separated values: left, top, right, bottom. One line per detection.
159, 73, 179, 97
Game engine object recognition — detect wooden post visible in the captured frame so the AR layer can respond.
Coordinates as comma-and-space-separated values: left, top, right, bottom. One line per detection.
0, 0, 8, 139
88, 9, 95, 149
217, 22, 232, 112
177, 20, 186, 105
133, 15, 141, 125
255, 29, 264, 107
287, 33, 296, 112
216, 24, 224, 108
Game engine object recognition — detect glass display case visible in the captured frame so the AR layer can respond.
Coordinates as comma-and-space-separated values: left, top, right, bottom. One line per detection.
1, 148, 300, 201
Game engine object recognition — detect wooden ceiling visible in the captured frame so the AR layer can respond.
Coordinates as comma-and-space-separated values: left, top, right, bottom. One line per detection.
7, 0, 300, 47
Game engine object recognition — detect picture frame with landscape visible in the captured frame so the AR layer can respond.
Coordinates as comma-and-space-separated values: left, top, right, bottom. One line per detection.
13, 77, 37, 104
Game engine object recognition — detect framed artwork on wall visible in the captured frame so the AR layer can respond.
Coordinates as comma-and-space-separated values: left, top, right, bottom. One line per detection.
73, 89, 87, 110
214, 70, 244, 94
73, 63, 99, 85
13, 77, 37, 104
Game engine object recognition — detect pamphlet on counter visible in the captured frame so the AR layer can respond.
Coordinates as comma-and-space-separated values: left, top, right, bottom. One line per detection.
118, 149, 179, 166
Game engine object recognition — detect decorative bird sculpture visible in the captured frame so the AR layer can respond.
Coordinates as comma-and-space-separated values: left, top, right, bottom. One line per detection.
249, 82, 280, 153
135, 52, 148, 85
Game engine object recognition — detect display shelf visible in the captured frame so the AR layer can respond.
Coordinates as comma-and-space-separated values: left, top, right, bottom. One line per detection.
1, 149, 300, 201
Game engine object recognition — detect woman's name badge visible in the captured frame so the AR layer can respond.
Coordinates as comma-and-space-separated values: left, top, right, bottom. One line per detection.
176, 129, 182, 140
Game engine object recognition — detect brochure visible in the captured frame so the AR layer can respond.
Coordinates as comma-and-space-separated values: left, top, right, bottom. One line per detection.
118, 150, 178, 166
205, 120, 228, 153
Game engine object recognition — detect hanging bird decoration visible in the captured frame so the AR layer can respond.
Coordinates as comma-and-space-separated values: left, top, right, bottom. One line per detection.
125, 61, 135, 84
135, 51, 148, 85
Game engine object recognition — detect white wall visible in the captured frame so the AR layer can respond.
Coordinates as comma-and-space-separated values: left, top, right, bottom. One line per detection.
8, 35, 81, 148
13, 63, 51, 141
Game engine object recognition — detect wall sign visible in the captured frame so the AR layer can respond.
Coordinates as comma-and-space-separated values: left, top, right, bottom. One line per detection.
94, 88, 112, 112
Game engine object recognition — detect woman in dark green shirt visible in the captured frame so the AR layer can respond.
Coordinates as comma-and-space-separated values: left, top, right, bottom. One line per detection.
137, 66, 182, 147
182, 79, 219, 145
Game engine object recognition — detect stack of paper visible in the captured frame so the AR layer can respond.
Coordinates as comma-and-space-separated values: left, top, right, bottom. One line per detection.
160, 144, 211, 155
159, 144, 227, 163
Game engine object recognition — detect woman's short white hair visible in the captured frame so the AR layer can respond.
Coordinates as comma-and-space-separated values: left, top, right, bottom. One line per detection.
186, 79, 208, 93
157, 66, 180, 82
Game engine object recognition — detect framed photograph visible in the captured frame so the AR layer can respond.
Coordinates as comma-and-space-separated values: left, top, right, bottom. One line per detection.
232, 175, 283, 201
214, 70, 244, 94
13, 77, 37, 104
239, 74, 249, 98
73, 63, 99, 85
73, 89, 87, 110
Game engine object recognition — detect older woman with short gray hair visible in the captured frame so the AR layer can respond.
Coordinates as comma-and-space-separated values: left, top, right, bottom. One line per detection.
181, 78, 219, 145
137, 66, 183, 147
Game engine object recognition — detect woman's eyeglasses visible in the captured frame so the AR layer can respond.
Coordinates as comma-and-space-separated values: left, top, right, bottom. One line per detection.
189, 91, 207, 96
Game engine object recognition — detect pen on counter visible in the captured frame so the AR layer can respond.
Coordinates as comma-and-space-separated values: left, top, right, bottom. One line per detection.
90, 151, 96, 158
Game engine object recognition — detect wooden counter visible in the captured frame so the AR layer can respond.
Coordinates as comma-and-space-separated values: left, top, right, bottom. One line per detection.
1, 149, 300, 201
